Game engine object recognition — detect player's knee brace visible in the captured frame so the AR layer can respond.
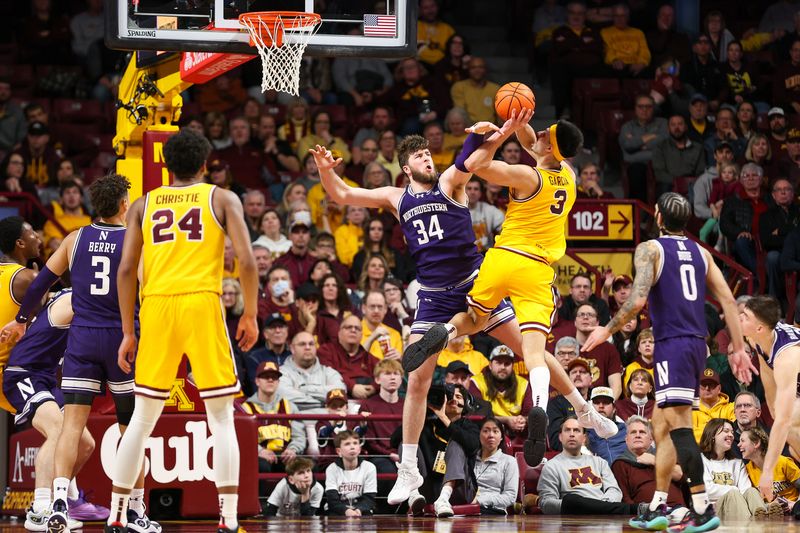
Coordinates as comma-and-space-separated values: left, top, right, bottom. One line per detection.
114, 394, 135, 426
670, 427, 704, 488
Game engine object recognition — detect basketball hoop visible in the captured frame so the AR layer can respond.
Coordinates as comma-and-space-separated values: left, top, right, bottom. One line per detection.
239, 11, 322, 96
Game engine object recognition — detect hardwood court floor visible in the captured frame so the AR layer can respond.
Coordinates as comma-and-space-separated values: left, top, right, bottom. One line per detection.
0, 515, 797, 532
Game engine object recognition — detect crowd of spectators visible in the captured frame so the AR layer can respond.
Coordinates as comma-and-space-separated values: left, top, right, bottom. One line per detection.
4, 0, 800, 519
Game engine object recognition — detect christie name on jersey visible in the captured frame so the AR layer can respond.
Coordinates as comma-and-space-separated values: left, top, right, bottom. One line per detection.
155, 192, 201, 205
401, 202, 449, 222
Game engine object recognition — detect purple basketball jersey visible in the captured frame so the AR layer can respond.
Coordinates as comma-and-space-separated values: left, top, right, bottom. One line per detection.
754, 323, 800, 396
398, 182, 482, 289
649, 236, 708, 341
6, 289, 70, 373
69, 223, 125, 328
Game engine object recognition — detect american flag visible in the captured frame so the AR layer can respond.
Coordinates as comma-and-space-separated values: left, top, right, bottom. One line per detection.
363, 14, 396, 37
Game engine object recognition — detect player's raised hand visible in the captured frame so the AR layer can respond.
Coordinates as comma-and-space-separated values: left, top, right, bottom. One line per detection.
498, 108, 534, 136
0, 320, 25, 344
581, 325, 611, 353
308, 145, 343, 172
237, 313, 259, 351
727, 345, 758, 384
118, 332, 137, 373
465, 121, 500, 135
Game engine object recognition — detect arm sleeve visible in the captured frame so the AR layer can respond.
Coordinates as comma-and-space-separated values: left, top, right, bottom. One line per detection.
15, 265, 59, 322
536, 461, 564, 514
263, 503, 279, 516
324, 490, 348, 515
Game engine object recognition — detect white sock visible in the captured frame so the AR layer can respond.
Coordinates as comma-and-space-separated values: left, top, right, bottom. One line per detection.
52, 477, 70, 505
566, 389, 588, 411
108, 492, 130, 526
445, 323, 457, 341
528, 366, 551, 410
219, 494, 238, 529
436, 485, 453, 504
67, 478, 79, 500
691, 492, 709, 515
33, 488, 51, 513
129, 488, 145, 516
401, 444, 419, 467
649, 490, 668, 512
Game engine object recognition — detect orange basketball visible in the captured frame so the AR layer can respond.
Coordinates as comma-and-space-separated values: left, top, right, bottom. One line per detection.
494, 82, 536, 121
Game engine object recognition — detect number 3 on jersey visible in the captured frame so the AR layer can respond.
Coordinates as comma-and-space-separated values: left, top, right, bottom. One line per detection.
413, 214, 444, 245
151, 207, 204, 243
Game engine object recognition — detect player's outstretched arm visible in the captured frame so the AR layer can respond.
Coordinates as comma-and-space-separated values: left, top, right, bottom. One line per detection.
117, 198, 145, 373
758, 348, 800, 500
582, 241, 657, 352
309, 145, 401, 215
220, 188, 259, 352
703, 248, 757, 383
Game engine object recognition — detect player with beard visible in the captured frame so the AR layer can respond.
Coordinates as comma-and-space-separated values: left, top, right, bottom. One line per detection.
309, 128, 616, 508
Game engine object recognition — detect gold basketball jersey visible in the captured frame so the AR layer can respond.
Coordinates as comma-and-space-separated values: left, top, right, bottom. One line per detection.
493, 161, 576, 263
0, 263, 24, 366
141, 183, 225, 297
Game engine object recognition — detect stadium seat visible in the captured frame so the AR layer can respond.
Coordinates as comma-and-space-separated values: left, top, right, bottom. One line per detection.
621, 162, 657, 206
263, 103, 287, 125
0, 64, 34, 95
620, 79, 652, 110
51, 122, 104, 142
571, 78, 620, 132
672, 176, 696, 196
597, 109, 634, 171
10, 97, 50, 116
81, 167, 107, 185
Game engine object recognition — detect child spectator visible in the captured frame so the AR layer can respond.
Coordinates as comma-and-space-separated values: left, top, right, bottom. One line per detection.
264, 458, 324, 516
360, 359, 405, 472
699, 161, 741, 246
324, 430, 378, 516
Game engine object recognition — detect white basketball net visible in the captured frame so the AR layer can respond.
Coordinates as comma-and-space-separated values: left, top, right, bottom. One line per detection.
240, 13, 321, 96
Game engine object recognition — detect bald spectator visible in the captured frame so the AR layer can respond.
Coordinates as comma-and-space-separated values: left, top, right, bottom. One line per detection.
417, 0, 455, 66
646, 4, 691, 67
278, 331, 347, 411
651, 115, 706, 198
213, 116, 270, 190
550, 2, 605, 119
318, 315, 379, 400
601, 4, 651, 78
450, 57, 501, 124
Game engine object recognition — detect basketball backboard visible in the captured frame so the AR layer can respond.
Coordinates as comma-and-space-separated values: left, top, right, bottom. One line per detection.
107, 0, 416, 58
